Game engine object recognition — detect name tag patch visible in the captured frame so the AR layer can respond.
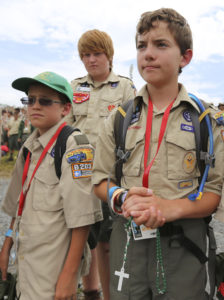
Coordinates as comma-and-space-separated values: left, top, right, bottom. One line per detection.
181, 123, 194, 132
76, 86, 91, 92
66, 148, 94, 179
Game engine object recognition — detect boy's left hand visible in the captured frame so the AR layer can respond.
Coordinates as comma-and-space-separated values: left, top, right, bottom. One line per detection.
54, 270, 77, 300
122, 187, 180, 228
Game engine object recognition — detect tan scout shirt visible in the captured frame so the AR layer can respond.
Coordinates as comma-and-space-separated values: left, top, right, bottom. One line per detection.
2, 120, 102, 300
66, 71, 136, 147
92, 84, 224, 200
8, 118, 21, 135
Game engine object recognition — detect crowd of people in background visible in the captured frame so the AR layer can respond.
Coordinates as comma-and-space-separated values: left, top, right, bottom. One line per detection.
0, 107, 34, 160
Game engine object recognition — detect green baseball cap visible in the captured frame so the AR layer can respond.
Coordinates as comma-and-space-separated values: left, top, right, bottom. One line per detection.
12, 71, 73, 103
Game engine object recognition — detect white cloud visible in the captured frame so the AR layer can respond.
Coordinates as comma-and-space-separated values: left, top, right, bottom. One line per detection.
1, 0, 224, 106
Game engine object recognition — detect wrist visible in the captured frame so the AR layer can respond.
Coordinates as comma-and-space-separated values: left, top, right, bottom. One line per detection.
109, 187, 128, 214
5, 229, 13, 238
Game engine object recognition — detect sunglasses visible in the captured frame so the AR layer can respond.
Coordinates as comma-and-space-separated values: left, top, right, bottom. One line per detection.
20, 96, 62, 106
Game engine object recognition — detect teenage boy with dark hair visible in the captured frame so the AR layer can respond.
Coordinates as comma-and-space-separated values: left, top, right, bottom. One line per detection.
92, 8, 224, 300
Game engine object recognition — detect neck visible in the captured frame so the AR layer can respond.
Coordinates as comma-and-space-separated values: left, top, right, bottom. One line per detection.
91, 70, 110, 83
147, 82, 179, 110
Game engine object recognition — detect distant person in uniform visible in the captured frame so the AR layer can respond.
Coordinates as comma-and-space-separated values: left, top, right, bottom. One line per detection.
0, 71, 102, 300
65, 29, 136, 300
7, 108, 21, 161
92, 8, 224, 300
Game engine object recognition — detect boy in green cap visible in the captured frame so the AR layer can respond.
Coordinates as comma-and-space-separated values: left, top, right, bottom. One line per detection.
0, 71, 102, 300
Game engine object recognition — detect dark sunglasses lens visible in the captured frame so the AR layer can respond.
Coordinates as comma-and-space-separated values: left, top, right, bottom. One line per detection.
39, 98, 53, 106
21, 97, 31, 105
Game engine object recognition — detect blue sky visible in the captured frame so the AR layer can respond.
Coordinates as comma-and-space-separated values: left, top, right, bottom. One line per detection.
0, 0, 224, 107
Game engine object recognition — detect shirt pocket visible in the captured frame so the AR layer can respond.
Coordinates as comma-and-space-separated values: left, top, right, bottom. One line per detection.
72, 101, 89, 116
100, 94, 123, 117
122, 128, 145, 178
32, 159, 62, 211
166, 131, 200, 180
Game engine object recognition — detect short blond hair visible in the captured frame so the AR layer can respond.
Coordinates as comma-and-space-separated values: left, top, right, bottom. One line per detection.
78, 29, 114, 68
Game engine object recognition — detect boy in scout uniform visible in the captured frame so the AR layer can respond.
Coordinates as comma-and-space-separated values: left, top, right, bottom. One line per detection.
0, 71, 102, 300
65, 29, 136, 300
92, 8, 224, 300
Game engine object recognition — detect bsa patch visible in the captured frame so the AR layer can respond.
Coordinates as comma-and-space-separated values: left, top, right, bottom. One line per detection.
66, 148, 93, 164
181, 123, 194, 133
108, 104, 116, 112
66, 148, 94, 179
73, 92, 90, 104
183, 152, 196, 173
111, 82, 118, 88
221, 129, 224, 142
178, 180, 193, 189
183, 110, 191, 122
50, 146, 55, 158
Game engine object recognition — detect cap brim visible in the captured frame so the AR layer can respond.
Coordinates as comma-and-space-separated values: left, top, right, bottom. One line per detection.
12, 77, 44, 94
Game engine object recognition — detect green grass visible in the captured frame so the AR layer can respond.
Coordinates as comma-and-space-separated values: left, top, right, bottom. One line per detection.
0, 151, 18, 177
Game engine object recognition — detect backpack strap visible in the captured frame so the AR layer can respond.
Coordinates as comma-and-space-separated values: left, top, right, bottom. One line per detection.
54, 125, 80, 179
23, 146, 31, 162
114, 99, 134, 185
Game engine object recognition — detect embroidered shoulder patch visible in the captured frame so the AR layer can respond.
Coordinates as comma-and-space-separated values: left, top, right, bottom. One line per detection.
66, 148, 93, 179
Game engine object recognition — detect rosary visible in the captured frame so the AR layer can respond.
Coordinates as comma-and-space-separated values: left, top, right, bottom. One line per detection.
114, 217, 167, 294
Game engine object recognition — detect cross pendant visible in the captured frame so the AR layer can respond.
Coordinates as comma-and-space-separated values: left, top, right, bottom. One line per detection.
115, 268, 129, 291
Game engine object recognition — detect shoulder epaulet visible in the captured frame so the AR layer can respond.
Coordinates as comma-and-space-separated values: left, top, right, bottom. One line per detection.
74, 133, 89, 145
117, 75, 133, 82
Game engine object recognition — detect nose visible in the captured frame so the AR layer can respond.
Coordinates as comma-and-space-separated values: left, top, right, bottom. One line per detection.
89, 54, 96, 62
32, 98, 42, 109
145, 44, 155, 60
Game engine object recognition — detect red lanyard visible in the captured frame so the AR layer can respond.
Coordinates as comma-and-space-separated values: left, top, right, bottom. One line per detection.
17, 122, 66, 216
142, 97, 175, 188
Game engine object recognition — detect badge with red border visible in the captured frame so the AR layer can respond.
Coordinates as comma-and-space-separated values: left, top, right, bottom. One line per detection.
73, 92, 90, 104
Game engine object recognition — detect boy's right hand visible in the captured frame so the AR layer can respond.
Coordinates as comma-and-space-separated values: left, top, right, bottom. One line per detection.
0, 248, 10, 280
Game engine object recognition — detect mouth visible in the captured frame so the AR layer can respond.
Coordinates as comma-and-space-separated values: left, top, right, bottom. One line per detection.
30, 114, 43, 118
144, 65, 159, 70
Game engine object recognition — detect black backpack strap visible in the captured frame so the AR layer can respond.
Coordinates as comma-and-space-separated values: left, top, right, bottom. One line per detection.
54, 125, 80, 179
23, 146, 31, 162
114, 100, 134, 185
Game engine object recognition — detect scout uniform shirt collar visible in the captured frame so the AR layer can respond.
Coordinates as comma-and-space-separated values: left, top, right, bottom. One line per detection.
134, 83, 201, 114
77, 71, 120, 88
24, 119, 65, 153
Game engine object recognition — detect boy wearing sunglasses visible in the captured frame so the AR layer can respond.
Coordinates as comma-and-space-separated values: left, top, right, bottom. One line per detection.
0, 71, 102, 300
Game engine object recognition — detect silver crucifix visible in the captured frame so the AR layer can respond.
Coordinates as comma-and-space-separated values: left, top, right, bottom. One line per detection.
115, 267, 129, 291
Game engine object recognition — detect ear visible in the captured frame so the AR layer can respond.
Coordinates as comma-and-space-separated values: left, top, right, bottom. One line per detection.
61, 103, 71, 117
180, 49, 193, 69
